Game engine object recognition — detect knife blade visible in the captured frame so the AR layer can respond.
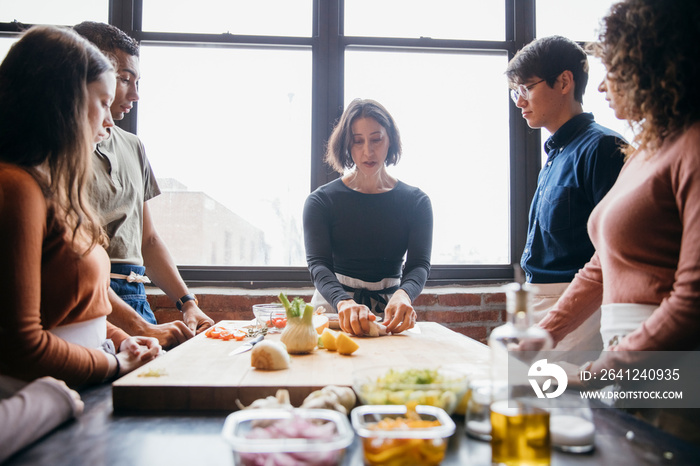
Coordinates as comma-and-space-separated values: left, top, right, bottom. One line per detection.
228, 334, 265, 356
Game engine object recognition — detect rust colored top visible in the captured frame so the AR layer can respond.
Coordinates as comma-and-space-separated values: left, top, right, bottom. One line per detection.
0, 163, 128, 386
540, 123, 700, 364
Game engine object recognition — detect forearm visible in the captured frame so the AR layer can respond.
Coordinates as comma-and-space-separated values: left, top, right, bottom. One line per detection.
401, 193, 433, 302
400, 264, 429, 302
539, 272, 603, 344
306, 260, 349, 311
106, 288, 151, 335
0, 378, 81, 463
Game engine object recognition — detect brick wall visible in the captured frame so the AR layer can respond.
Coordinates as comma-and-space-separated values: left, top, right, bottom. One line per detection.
148, 286, 507, 344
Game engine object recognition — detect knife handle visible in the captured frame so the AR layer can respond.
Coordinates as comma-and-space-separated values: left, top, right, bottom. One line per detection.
250, 334, 265, 345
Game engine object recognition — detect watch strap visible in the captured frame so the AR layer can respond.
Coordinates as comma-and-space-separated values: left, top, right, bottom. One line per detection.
175, 293, 198, 311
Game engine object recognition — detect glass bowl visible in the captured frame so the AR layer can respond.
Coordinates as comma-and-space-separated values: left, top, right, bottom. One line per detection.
222, 408, 353, 466
351, 404, 456, 466
253, 303, 287, 333
352, 366, 469, 415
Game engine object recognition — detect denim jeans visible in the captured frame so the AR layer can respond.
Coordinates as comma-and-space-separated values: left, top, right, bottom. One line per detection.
110, 264, 157, 324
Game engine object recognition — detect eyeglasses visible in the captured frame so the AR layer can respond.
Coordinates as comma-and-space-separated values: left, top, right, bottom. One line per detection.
510, 79, 546, 104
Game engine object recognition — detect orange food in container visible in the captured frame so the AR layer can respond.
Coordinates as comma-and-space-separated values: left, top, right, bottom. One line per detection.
351, 404, 456, 466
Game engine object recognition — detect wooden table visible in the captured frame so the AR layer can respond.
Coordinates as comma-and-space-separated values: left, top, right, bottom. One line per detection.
5, 323, 700, 465
113, 321, 492, 411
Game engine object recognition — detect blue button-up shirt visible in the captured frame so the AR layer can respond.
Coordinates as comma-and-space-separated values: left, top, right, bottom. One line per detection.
521, 113, 626, 283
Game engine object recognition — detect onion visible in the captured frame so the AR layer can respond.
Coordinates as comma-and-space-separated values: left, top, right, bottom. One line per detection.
250, 340, 290, 370
240, 414, 341, 466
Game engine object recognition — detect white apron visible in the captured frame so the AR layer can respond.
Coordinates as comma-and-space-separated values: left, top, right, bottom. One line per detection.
48, 316, 108, 350
600, 303, 657, 349
311, 273, 400, 314
532, 282, 603, 364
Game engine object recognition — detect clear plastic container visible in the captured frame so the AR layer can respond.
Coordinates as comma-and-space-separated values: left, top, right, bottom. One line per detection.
352, 366, 469, 415
351, 404, 456, 466
221, 408, 354, 466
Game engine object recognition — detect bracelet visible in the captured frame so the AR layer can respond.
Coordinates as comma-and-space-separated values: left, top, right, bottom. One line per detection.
110, 353, 121, 382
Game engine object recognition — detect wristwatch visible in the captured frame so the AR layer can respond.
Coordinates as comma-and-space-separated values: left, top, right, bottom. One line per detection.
175, 293, 198, 311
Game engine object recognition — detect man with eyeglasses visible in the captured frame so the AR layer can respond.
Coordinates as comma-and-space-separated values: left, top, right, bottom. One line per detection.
506, 35, 626, 362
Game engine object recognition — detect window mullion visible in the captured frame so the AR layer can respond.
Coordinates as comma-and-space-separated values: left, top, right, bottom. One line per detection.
111, 0, 139, 134
311, 0, 342, 192
509, 0, 540, 266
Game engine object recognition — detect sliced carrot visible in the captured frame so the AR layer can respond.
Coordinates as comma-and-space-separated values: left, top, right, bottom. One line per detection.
206, 325, 247, 341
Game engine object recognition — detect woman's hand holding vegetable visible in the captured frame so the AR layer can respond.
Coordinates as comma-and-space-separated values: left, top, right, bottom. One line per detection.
383, 289, 416, 334
337, 299, 377, 336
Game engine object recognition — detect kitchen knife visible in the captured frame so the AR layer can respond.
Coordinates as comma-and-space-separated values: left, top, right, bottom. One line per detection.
228, 334, 265, 356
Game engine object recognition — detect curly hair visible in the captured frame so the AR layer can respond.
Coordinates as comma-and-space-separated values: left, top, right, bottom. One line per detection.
74, 21, 140, 66
0, 26, 111, 253
592, 0, 700, 156
325, 99, 402, 174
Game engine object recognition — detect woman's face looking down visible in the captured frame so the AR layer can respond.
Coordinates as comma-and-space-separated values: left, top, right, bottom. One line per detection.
350, 117, 390, 177
87, 71, 116, 144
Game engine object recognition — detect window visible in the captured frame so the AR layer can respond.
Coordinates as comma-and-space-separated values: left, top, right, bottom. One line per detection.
344, 49, 510, 265
0, 0, 107, 25
0, 1, 625, 287
138, 45, 312, 267
0, 0, 108, 61
536, 0, 635, 160
141, 0, 312, 37
536, 0, 615, 42
0, 38, 15, 61
344, 0, 504, 41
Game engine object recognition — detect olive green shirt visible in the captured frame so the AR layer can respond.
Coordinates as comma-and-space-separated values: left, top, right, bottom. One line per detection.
91, 126, 160, 265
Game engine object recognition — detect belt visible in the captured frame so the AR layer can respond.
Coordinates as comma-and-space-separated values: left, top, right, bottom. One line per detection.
109, 271, 151, 284
341, 284, 400, 313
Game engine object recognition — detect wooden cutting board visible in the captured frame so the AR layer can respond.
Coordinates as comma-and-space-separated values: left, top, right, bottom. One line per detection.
112, 321, 491, 412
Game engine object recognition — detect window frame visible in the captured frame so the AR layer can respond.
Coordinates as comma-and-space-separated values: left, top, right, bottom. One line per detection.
0, 0, 541, 288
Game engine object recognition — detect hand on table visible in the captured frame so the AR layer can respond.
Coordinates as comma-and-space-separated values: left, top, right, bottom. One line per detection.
40, 377, 84, 417
383, 290, 416, 334
337, 299, 377, 336
116, 336, 162, 376
142, 321, 194, 349
181, 302, 214, 334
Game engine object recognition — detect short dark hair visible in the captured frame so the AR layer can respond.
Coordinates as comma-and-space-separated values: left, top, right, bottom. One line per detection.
73, 21, 139, 63
506, 35, 589, 104
325, 99, 402, 173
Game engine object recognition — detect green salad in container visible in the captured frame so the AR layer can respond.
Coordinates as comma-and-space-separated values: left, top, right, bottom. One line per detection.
353, 367, 469, 415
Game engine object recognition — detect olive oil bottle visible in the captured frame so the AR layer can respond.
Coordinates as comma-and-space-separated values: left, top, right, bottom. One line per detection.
488, 272, 553, 465
490, 400, 551, 466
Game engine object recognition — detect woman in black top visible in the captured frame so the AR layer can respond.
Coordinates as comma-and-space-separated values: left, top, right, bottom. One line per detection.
303, 99, 433, 336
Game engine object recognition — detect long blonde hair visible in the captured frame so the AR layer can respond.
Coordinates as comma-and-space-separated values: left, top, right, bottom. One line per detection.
0, 25, 112, 253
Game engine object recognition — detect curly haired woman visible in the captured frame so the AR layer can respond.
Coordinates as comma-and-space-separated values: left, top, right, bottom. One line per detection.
538, 0, 700, 442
